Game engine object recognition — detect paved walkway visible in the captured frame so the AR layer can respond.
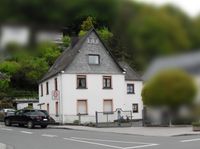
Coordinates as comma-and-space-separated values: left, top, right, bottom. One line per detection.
49, 125, 200, 137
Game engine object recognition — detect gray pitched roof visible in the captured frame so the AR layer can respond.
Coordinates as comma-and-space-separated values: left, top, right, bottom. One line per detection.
119, 61, 142, 81
39, 28, 141, 83
39, 28, 125, 83
143, 51, 200, 80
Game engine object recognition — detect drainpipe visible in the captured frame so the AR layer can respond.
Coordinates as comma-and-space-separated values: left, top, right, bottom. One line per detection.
59, 71, 65, 124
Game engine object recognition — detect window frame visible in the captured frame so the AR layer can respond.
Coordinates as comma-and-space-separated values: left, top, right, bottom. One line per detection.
77, 75, 87, 89
77, 100, 88, 115
54, 78, 58, 91
41, 84, 43, 97
88, 54, 100, 65
103, 99, 113, 114
103, 76, 112, 89
55, 102, 59, 116
46, 82, 49, 95
127, 84, 135, 94
47, 103, 49, 113
132, 103, 138, 113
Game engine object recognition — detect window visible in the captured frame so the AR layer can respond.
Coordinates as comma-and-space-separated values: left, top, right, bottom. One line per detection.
77, 75, 87, 89
41, 84, 43, 96
127, 84, 134, 94
103, 100, 113, 113
47, 103, 49, 113
77, 100, 87, 115
55, 102, 59, 116
88, 54, 100, 64
54, 78, 58, 91
87, 38, 98, 44
132, 104, 138, 113
46, 82, 49, 95
103, 76, 112, 89
15, 110, 23, 116
28, 103, 33, 108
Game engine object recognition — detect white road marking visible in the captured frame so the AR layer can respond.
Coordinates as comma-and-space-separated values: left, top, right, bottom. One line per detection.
180, 138, 200, 143
20, 131, 33, 134
65, 137, 159, 149
0, 128, 13, 131
64, 138, 123, 149
71, 137, 155, 145
42, 134, 57, 138
123, 144, 159, 149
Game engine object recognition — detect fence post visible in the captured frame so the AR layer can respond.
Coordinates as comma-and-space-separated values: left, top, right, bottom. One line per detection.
78, 113, 81, 125
95, 111, 98, 127
107, 113, 109, 127
130, 111, 133, 126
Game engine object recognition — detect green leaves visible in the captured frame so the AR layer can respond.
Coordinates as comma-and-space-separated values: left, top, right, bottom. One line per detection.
142, 70, 197, 108
0, 42, 61, 98
81, 16, 96, 31
0, 61, 21, 76
62, 36, 71, 48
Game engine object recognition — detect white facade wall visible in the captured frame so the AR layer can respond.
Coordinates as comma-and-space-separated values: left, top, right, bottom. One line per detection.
39, 73, 143, 123
39, 74, 61, 122
124, 81, 143, 119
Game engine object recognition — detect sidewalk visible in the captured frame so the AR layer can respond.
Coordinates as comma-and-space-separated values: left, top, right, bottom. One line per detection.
49, 125, 200, 137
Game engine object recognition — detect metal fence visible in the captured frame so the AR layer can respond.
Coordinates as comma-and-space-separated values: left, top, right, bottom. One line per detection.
95, 108, 133, 127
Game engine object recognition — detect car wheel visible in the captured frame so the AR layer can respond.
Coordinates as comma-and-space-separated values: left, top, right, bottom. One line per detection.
41, 125, 47, 128
5, 119, 11, 126
18, 123, 24, 127
27, 121, 34, 129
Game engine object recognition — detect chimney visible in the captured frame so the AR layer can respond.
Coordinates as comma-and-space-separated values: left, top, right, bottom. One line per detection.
62, 27, 78, 47
71, 31, 79, 47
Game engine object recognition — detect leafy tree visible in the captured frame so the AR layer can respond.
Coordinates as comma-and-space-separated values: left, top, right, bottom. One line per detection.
97, 27, 113, 42
62, 36, 71, 47
78, 17, 113, 43
0, 61, 21, 76
0, 74, 10, 99
81, 16, 96, 31
0, 75, 10, 91
142, 69, 197, 111
36, 42, 61, 66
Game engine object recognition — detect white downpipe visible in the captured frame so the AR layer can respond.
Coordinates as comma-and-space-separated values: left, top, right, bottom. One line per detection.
59, 71, 65, 124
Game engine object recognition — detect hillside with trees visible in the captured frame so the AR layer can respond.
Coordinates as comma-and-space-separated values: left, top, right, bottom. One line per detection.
1, 0, 200, 99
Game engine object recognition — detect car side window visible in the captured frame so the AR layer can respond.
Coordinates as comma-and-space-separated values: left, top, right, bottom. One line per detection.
15, 110, 23, 116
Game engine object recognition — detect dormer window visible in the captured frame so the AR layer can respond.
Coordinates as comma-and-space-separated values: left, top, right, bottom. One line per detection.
87, 37, 98, 44
88, 54, 100, 65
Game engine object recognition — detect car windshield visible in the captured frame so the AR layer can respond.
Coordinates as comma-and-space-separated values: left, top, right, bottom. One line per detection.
28, 110, 48, 116
39, 110, 49, 116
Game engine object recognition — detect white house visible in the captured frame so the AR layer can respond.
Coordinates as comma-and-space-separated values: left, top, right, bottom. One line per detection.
0, 25, 30, 49
14, 99, 39, 110
39, 28, 143, 124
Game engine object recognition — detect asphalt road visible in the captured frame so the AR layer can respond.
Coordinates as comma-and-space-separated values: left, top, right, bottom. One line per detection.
1, 124, 200, 149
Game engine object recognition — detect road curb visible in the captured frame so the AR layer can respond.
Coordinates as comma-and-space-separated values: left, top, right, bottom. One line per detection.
48, 125, 200, 137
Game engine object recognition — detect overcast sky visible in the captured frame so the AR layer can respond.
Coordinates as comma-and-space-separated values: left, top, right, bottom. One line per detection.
135, 0, 200, 17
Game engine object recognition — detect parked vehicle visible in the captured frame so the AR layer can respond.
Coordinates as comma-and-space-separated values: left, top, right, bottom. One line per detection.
0, 108, 16, 121
4, 109, 50, 128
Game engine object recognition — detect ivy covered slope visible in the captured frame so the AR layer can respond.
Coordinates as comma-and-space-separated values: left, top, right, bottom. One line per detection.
0, 43, 62, 99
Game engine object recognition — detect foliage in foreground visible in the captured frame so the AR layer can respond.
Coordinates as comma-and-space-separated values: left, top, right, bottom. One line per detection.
142, 69, 197, 108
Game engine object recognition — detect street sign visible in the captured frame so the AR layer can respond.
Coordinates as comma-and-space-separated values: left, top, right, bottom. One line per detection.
52, 90, 60, 100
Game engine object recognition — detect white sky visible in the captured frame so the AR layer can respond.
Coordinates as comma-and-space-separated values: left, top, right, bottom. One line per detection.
135, 0, 200, 17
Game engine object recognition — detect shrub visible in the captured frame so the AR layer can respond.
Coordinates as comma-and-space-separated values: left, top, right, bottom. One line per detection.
73, 120, 80, 125
192, 122, 200, 127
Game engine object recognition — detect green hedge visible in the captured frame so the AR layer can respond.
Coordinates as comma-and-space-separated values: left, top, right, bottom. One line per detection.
192, 122, 200, 127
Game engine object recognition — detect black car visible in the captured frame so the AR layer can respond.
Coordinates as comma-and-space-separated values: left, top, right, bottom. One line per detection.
4, 109, 50, 128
